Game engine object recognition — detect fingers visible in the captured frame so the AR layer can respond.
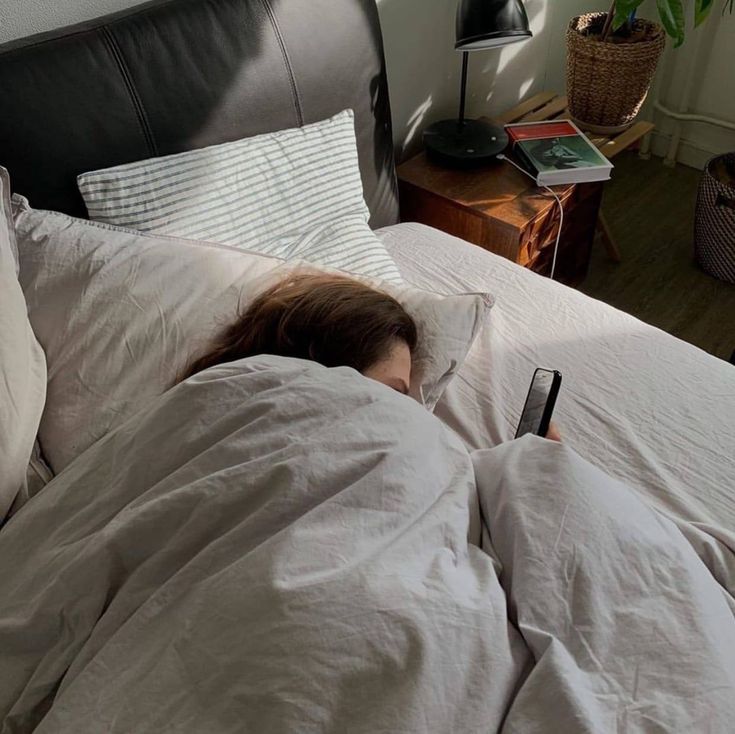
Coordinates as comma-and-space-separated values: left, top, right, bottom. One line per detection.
545, 421, 562, 442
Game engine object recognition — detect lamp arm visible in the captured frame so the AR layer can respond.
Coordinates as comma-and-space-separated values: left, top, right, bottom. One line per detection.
458, 51, 469, 126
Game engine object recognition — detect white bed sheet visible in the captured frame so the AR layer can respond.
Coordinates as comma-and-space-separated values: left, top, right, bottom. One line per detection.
379, 223, 735, 547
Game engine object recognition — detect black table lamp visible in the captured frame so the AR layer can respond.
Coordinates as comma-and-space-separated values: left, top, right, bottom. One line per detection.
424, 0, 532, 167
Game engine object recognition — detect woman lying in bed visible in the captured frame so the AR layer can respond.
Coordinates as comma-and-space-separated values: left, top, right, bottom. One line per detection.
183, 273, 416, 396
182, 272, 562, 440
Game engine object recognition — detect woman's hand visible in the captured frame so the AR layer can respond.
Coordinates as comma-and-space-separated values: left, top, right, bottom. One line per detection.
545, 421, 562, 442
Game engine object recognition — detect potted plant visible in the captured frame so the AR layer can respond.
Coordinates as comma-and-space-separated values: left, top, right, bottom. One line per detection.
566, 1, 734, 133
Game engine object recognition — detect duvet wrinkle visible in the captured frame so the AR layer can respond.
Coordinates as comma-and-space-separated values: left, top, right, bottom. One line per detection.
553, 503, 571, 553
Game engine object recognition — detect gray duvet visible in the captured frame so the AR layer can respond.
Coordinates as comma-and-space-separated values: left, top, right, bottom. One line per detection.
1, 356, 733, 732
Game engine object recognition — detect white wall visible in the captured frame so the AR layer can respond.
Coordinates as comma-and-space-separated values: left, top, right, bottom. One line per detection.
377, 0, 609, 159
0, 0, 610, 160
642, 3, 735, 168
0, 0, 142, 41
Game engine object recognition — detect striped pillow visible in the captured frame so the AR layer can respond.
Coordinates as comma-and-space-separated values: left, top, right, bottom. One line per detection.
78, 110, 401, 283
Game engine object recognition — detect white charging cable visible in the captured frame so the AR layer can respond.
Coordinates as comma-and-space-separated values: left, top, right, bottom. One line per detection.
496, 153, 564, 281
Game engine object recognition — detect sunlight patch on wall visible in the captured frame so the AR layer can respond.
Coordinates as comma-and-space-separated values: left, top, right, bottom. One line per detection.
517, 78, 534, 100
489, 0, 548, 78
401, 94, 434, 155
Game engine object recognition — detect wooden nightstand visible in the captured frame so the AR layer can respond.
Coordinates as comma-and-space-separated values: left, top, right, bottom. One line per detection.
397, 151, 603, 286
398, 92, 655, 285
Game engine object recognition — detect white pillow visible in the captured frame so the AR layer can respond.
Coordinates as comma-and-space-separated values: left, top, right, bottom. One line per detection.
14, 200, 492, 474
77, 110, 402, 284
0, 169, 46, 521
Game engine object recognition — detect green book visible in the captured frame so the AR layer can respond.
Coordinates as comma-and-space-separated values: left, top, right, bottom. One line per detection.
506, 120, 613, 186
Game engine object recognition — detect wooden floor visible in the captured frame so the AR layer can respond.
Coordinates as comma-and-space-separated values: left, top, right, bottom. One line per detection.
581, 151, 735, 362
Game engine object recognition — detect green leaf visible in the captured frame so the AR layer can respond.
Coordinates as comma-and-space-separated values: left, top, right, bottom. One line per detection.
694, 0, 715, 26
612, 0, 644, 30
657, 0, 685, 46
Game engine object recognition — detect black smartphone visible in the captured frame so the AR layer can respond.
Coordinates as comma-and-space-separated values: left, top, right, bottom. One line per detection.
514, 368, 562, 439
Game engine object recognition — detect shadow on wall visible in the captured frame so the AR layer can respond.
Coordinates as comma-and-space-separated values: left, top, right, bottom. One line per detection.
377, 0, 574, 161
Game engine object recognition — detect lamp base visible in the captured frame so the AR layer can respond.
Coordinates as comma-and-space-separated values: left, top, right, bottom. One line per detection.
423, 118, 508, 168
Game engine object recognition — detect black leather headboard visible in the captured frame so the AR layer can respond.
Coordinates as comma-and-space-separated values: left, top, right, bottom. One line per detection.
0, 0, 398, 228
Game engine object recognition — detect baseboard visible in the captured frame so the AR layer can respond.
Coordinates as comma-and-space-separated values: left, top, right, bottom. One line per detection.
648, 131, 724, 170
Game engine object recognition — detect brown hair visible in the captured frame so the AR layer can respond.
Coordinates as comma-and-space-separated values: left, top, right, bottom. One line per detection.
182, 273, 418, 380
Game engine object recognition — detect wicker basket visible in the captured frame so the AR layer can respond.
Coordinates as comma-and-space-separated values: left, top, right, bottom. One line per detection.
695, 154, 735, 284
566, 13, 665, 134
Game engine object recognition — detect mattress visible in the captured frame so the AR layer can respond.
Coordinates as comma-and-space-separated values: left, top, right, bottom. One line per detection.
379, 223, 735, 546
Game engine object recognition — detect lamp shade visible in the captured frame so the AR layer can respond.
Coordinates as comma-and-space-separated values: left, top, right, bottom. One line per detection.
456, 0, 532, 50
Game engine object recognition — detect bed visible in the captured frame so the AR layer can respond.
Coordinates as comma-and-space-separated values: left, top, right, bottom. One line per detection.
1, 0, 734, 731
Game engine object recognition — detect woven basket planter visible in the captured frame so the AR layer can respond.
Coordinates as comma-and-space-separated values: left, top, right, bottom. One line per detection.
566, 13, 665, 134
695, 153, 735, 284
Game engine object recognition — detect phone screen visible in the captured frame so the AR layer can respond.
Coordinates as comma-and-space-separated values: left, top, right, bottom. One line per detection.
515, 369, 559, 438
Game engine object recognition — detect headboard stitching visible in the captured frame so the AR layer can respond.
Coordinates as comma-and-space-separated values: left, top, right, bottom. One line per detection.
101, 26, 159, 157
262, 0, 304, 127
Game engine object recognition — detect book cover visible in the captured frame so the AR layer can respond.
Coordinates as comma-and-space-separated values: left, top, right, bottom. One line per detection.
505, 120, 613, 185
